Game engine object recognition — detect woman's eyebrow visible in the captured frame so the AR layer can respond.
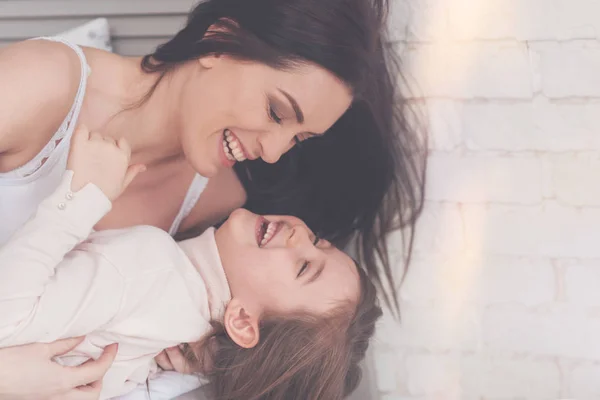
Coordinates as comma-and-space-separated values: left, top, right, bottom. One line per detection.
278, 89, 304, 124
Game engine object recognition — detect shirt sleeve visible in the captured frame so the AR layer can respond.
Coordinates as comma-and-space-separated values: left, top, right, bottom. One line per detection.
0, 170, 122, 346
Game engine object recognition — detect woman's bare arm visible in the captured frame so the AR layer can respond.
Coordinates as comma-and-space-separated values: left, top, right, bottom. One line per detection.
0, 40, 81, 172
0, 338, 117, 400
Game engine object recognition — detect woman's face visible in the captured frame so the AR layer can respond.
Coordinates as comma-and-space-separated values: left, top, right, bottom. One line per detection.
176, 55, 353, 178
215, 209, 360, 316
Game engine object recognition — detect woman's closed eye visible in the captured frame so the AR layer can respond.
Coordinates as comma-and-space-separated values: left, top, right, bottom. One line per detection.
269, 105, 308, 146
268, 103, 282, 124
267, 97, 320, 146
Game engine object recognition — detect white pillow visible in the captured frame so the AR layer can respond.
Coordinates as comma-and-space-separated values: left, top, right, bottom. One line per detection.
56, 18, 113, 52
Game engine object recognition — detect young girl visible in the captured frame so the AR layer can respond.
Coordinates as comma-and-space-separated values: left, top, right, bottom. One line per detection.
0, 127, 382, 399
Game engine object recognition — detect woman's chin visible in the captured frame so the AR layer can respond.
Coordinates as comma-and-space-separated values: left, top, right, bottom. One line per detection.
187, 155, 221, 178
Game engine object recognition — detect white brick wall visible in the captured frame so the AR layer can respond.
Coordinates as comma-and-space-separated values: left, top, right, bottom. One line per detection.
376, 0, 600, 398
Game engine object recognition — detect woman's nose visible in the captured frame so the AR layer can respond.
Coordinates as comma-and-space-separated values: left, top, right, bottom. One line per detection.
258, 131, 295, 164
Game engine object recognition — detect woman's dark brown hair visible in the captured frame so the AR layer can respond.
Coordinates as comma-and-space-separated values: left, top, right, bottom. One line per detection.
142, 0, 427, 315
183, 265, 382, 400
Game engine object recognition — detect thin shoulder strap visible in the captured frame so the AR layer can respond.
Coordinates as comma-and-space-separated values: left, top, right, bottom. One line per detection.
169, 174, 209, 236
36, 37, 90, 141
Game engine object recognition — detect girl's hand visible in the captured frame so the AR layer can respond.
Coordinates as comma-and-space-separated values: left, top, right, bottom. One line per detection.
67, 125, 145, 201
154, 346, 192, 374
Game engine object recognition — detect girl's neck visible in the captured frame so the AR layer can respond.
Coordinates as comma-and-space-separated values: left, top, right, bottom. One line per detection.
177, 227, 232, 319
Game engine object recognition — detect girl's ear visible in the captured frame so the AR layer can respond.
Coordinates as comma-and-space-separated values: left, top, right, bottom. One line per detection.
223, 298, 260, 348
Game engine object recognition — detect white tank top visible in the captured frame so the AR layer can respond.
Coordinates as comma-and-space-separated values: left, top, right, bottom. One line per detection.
0, 37, 207, 245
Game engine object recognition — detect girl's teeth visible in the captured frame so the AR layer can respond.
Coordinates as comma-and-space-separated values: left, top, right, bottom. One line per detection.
260, 222, 278, 246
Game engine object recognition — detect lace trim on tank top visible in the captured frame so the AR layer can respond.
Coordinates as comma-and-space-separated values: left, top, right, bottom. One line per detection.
0, 37, 90, 181
0, 38, 208, 236
169, 174, 209, 235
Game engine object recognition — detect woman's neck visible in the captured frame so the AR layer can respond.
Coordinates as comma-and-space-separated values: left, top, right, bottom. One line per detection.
92, 55, 187, 167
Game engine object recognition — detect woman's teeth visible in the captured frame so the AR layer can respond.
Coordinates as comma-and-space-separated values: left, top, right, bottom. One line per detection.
223, 130, 247, 162
261, 222, 277, 246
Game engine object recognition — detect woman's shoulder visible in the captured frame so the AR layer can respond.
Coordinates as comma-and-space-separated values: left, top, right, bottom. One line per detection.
0, 39, 82, 169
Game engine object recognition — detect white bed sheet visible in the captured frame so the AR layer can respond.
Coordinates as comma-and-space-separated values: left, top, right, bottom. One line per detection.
112, 371, 205, 400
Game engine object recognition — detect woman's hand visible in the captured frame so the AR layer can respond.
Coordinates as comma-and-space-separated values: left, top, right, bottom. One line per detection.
67, 125, 145, 201
0, 337, 117, 400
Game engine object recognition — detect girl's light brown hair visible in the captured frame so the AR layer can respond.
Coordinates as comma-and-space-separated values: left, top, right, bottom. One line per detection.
183, 264, 382, 400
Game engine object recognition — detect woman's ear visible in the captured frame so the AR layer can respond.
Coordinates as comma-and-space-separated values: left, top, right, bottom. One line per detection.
223, 298, 260, 349
198, 18, 237, 69
198, 55, 219, 69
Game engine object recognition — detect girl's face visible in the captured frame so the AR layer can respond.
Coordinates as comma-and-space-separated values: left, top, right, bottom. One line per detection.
176, 56, 353, 178
215, 209, 360, 317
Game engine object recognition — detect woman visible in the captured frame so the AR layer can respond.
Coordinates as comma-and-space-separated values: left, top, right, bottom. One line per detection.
0, 0, 426, 397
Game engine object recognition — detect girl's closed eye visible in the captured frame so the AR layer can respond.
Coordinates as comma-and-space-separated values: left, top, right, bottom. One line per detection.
297, 262, 309, 278
296, 236, 320, 278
